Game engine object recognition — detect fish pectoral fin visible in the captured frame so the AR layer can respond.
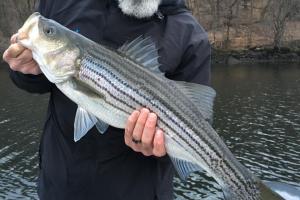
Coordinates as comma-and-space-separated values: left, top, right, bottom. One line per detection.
95, 119, 109, 134
74, 106, 98, 142
170, 156, 202, 181
118, 36, 164, 76
175, 81, 216, 124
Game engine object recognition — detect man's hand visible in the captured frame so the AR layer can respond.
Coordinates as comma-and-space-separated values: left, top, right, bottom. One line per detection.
2, 33, 41, 75
124, 108, 166, 157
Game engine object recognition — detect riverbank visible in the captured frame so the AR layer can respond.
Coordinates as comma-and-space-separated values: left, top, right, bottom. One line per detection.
212, 47, 300, 64
2, 44, 300, 65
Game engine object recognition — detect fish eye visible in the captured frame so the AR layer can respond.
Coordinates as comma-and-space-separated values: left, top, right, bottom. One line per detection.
43, 25, 56, 36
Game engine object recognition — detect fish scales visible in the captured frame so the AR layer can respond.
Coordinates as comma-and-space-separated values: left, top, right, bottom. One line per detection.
80, 56, 138, 114
82, 48, 220, 162
87, 45, 236, 156
80, 51, 217, 160
86, 46, 220, 148
78, 47, 260, 199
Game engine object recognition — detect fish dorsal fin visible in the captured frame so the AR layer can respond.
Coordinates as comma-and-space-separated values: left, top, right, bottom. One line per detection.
175, 81, 216, 124
95, 119, 109, 134
118, 36, 164, 76
74, 107, 98, 142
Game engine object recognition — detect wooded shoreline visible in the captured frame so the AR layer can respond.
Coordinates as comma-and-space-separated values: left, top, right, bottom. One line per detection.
1, 0, 299, 64
212, 47, 300, 64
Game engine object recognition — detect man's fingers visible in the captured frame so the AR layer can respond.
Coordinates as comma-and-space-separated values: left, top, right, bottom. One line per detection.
8, 57, 38, 74
124, 110, 140, 145
5, 43, 25, 58
19, 60, 41, 75
3, 44, 41, 75
132, 108, 149, 142
141, 113, 157, 147
124, 108, 166, 157
17, 49, 34, 63
153, 129, 166, 157
30, 63, 42, 75
10, 33, 18, 44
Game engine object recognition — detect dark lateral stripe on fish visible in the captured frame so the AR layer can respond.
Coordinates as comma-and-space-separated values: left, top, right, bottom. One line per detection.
89, 47, 205, 128
79, 54, 253, 196
87, 47, 233, 157
84, 51, 230, 158
80, 63, 134, 114
79, 59, 214, 166
80, 57, 214, 160
83, 51, 233, 161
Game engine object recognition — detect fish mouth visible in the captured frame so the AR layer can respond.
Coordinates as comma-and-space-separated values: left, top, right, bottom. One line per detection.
17, 12, 41, 48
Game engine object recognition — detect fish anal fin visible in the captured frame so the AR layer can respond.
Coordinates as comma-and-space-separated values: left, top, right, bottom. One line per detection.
165, 135, 203, 181
170, 156, 202, 181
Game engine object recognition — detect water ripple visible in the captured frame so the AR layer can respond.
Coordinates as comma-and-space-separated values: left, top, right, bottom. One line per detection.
1, 64, 300, 199
175, 64, 300, 199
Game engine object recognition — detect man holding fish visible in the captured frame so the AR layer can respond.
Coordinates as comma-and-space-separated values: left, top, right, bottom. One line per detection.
3, 0, 211, 199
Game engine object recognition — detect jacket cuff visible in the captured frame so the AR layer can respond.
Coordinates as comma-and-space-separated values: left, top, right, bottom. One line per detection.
156, 154, 171, 163
10, 70, 52, 94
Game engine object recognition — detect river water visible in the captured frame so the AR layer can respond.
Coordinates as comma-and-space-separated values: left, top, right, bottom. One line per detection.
0, 63, 299, 199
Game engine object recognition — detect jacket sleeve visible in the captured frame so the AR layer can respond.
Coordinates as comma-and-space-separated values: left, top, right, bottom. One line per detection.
9, 0, 53, 94
168, 31, 211, 86
9, 71, 52, 94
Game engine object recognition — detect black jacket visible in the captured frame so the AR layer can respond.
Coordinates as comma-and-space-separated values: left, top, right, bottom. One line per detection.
10, 0, 211, 199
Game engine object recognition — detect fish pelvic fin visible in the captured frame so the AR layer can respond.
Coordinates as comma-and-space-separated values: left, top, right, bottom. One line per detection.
95, 120, 109, 134
74, 107, 98, 142
74, 107, 109, 142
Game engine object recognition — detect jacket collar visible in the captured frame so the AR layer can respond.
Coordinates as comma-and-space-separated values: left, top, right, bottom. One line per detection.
117, 0, 186, 18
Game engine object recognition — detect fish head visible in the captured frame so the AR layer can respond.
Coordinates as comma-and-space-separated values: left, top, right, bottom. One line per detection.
17, 12, 80, 84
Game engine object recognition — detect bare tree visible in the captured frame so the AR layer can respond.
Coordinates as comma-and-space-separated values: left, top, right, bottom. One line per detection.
183, 0, 300, 50
204, 0, 221, 44
220, 0, 241, 48
265, 0, 300, 49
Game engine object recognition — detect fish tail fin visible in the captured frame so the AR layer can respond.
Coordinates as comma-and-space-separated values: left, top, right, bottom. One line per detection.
259, 181, 285, 200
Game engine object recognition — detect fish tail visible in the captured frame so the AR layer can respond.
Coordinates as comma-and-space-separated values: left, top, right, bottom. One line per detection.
259, 181, 284, 200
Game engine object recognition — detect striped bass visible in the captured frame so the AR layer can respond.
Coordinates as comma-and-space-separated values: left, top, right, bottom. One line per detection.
17, 12, 284, 200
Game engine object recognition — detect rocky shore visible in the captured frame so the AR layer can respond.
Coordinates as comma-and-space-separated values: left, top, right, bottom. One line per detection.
2, 42, 300, 65
212, 47, 300, 64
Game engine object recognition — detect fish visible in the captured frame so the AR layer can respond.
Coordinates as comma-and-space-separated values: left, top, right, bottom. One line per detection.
16, 12, 284, 200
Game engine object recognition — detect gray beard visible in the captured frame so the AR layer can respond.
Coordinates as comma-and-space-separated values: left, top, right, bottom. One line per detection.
118, 0, 162, 18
